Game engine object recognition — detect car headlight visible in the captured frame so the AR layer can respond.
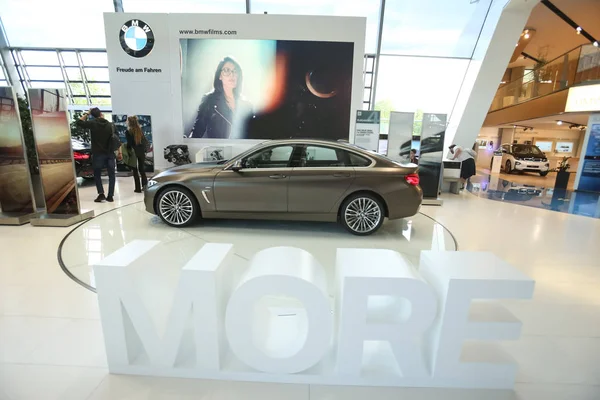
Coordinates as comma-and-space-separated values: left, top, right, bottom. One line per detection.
147, 179, 158, 188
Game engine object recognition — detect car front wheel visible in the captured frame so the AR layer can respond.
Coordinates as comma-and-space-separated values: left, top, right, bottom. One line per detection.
539, 171, 549, 177
157, 187, 199, 227
340, 193, 384, 236
505, 160, 512, 174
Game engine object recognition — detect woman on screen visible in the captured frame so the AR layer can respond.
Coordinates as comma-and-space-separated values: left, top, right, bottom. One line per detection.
189, 57, 253, 139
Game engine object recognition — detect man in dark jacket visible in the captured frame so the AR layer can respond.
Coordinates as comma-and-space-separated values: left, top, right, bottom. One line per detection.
76, 108, 116, 202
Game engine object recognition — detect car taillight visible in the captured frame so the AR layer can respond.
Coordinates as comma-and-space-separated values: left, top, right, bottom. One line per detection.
405, 173, 419, 186
73, 151, 90, 160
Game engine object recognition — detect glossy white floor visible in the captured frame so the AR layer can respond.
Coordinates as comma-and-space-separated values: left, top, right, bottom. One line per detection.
1, 177, 599, 400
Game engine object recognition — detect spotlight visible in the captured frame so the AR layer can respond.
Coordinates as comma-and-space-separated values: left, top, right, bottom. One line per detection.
576, 27, 582, 34
557, 120, 563, 126
594, 41, 599, 47
524, 30, 530, 39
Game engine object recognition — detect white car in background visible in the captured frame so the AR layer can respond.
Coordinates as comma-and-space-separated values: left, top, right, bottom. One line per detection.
500, 144, 551, 176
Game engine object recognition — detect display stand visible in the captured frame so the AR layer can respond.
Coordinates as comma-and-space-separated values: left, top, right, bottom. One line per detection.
0, 211, 42, 226
422, 198, 444, 206
27, 88, 91, 227
30, 210, 94, 227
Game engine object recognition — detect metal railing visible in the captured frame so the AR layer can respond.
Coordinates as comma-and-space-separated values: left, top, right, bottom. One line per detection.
490, 44, 600, 111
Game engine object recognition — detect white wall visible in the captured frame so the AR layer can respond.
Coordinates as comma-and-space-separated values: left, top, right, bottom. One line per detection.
104, 13, 366, 169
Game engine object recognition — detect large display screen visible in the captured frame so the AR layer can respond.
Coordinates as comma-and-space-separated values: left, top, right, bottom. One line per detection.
29, 89, 79, 214
0, 87, 35, 213
181, 39, 354, 140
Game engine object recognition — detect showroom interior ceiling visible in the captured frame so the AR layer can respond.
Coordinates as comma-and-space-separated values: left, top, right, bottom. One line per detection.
509, 0, 600, 68
498, 112, 591, 130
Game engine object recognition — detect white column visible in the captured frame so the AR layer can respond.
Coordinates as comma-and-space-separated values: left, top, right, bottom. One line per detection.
445, 0, 539, 149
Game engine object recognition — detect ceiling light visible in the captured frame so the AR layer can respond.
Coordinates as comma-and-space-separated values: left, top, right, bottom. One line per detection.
576, 27, 582, 34
524, 30, 530, 39
594, 41, 599, 47
557, 120, 563, 125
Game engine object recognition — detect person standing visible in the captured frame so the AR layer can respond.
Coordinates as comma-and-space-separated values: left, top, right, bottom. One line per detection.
125, 116, 148, 193
448, 144, 476, 189
76, 108, 116, 202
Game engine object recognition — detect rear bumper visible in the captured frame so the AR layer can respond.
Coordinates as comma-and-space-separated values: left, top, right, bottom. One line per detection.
387, 186, 422, 220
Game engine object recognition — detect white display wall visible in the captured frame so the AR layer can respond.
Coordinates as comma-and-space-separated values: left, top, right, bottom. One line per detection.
103, 13, 366, 169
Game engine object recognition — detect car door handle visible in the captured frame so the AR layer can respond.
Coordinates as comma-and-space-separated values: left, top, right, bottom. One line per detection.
269, 174, 287, 179
333, 173, 351, 178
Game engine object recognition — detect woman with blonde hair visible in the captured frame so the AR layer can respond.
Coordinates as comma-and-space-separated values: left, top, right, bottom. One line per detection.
125, 116, 148, 193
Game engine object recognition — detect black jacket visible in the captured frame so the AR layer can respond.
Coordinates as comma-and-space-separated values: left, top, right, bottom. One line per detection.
189, 92, 252, 139
76, 117, 113, 156
125, 129, 147, 158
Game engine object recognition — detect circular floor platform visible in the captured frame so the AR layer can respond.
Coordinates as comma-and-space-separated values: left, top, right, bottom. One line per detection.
59, 202, 457, 292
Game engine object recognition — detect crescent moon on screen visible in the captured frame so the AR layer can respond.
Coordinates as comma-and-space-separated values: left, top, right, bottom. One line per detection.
305, 71, 336, 99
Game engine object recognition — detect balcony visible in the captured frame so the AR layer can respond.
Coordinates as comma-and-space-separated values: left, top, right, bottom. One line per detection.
487, 44, 600, 120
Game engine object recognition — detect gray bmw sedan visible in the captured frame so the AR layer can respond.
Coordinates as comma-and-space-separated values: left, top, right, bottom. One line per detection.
144, 139, 422, 235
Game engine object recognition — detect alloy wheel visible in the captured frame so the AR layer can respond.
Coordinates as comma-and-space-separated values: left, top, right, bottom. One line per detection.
159, 190, 194, 225
506, 160, 511, 173
344, 197, 382, 234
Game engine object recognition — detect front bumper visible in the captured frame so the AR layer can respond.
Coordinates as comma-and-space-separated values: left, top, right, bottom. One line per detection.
514, 161, 550, 172
144, 185, 159, 214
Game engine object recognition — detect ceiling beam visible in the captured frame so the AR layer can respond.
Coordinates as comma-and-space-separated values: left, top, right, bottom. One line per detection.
541, 0, 598, 45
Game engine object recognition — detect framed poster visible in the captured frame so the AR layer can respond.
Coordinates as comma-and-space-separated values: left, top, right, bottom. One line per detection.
0, 87, 36, 214
29, 88, 80, 215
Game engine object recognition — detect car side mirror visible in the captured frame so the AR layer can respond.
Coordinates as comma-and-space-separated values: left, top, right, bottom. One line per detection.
231, 160, 243, 172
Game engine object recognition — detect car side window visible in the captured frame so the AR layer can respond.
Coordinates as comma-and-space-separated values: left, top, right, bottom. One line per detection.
346, 152, 371, 167
301, 146, 345, 167
243, 145, 294, 169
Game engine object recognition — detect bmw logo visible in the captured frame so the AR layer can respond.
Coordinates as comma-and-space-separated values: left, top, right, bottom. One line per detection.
119, 19, 154, 58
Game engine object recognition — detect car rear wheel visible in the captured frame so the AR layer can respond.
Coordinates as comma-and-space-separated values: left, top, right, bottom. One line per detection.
157, 187, 199, 227
340, 193, 384, 236
505, 160, 512, 174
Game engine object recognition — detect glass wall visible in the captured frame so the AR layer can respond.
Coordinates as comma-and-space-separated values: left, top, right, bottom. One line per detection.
122, 0, 245, 13
380, 0, 492, 58
251, 0, 381, 53
374, 56, 470, 134
10, 49, 111, 108
0, 0, 114, 48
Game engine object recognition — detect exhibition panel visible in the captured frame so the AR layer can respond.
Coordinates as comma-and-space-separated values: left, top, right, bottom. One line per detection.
419, 113, 446, 199
0, 86, 37, 224
27, 88, 94, 226
28, 89, 80, 214
354, 110, 380, 151
103, 13, 366, 169
387, 111, 414, 163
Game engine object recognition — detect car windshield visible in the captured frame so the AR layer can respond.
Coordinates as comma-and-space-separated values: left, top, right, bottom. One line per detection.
513, 144, 543, 155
